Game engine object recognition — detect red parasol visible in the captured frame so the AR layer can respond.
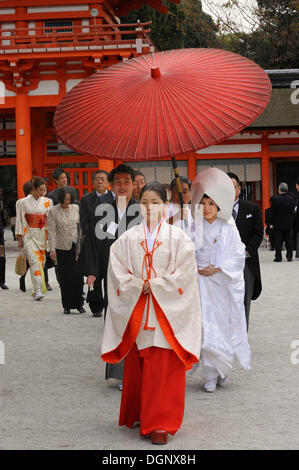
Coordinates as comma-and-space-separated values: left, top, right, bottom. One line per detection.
54, 48, 272, 161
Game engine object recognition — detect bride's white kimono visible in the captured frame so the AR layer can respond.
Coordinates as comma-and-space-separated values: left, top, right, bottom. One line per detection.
197, 217, 251, 380
101, 218, 202, 369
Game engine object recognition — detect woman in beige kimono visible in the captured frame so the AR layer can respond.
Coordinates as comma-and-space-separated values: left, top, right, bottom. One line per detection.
16, 177, 51, 300
48, 187, 85, 314
101, 182, 202, 445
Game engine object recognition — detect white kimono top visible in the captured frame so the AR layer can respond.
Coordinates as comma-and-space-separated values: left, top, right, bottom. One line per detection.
101, 218, 202, 370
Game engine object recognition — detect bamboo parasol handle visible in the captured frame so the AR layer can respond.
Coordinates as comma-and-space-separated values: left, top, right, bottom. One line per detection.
172, 156, 184, 209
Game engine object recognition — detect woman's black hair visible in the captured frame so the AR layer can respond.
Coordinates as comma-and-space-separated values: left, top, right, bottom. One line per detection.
200, 193, 220, 211
31, 176, 46, 189
140, 181, 167, 203
23, 180, 33, 196
57, 186, 75, 204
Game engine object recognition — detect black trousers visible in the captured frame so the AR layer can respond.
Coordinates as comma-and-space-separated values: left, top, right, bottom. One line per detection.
0, 254, 5, 284
274, 228, 293, 261
56, 244, 84, 310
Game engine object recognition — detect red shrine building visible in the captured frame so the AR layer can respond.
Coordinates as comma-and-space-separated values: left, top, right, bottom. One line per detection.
0, 0, 298, 217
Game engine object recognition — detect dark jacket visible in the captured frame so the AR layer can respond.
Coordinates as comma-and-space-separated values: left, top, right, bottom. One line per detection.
235, 199, 264, 300
0, 212, 4, 246
290, 191, 299, 233
265, 207, 273, 227
79, 190, 110, 237
270, 193, 295, 230
76, 192, 142, 279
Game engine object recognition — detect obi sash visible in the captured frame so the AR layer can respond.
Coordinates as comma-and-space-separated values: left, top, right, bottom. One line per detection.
25, 213, 46, 229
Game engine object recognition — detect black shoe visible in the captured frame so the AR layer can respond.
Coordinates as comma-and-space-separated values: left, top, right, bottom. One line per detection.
0, 284, 9, 289
273, 258, 282, 262
287, 258, 293, 262
64, 309, 71, 314
46, 283, 52, 291
92, 311, 102, 317
77, 307, 86, 313
19, 276, 26, 292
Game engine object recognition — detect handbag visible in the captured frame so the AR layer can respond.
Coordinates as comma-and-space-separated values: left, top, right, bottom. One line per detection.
15, 250, 27, 276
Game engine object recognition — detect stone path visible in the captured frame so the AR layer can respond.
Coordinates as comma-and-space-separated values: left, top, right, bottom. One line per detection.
0, 230, 298, 450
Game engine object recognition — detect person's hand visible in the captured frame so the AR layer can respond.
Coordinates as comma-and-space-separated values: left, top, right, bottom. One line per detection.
87, 275, 96, 288
50, 250, 56, 263
143, 280, 151, 294
198, 265, 220, 277
17, 236, 23, 249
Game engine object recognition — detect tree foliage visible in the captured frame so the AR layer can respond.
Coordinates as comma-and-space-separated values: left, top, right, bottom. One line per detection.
120, 0, 219, 51
255, 0, 299, 68
203, 0, 299, 68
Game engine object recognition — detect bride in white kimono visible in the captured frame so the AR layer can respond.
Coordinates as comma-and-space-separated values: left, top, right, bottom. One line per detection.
101, 182, 202, 445
190, 168, 251, 393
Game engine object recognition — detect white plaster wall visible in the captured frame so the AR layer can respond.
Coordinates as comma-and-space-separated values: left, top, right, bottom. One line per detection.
196, 144, 262, 154
28, 5, 89, 13
66, 79, 83, 92
28, 80, 59, 95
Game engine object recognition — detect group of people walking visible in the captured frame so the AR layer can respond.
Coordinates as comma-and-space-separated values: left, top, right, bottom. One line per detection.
3, 163, 266, 445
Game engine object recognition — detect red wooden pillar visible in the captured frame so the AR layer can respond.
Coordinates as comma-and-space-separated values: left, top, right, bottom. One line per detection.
261, 133, 270, 223
98, 159, 114, 172
187, 153, 197, 182
15, 92, 32, 197
31, 108, 46, 177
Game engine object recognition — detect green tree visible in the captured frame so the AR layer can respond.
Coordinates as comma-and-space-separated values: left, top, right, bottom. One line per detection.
179, 0, 219, 48
254, 0, 299, 68
120, 0, 218, 51
206, 0, 299, 68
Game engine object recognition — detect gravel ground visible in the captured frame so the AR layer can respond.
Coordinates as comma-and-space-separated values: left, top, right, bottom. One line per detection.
0, 229, 298, 450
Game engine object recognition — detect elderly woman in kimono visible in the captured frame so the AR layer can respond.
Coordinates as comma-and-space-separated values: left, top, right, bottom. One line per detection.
48, 187, 85, 314
190, 168, 251, 393
16, 176, 51, 300
101, 182, 202, 445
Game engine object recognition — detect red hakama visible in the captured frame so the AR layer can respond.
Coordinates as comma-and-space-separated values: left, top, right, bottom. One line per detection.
119, 344, 186, 436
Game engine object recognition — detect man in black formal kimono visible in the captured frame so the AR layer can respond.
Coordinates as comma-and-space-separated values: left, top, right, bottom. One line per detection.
79, 170, 109, 317
227, 173, 264, 330
76, 163, 142, 386
270, 182, 295, 262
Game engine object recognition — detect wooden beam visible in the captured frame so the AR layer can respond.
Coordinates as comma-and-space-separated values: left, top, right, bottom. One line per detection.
269, 151, 299, 158
0, 158, 16, 165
